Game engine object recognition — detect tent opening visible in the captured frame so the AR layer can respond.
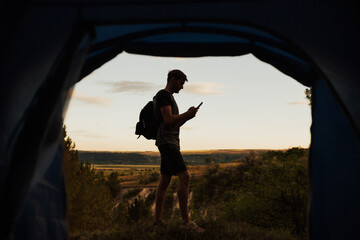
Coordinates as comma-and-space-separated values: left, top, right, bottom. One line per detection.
4, 3, 360, 239
62, 51, 311, 236
65, 52, 311, 152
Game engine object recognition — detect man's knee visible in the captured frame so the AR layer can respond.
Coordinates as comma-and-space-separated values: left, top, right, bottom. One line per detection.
158, 174, 171, 190
178, 171, 190, 186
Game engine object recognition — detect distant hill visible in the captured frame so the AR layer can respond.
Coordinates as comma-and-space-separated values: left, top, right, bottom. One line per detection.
78, 149, 272, 165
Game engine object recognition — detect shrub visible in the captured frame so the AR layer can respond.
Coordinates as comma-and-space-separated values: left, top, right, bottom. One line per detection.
123, 188, 142, 200
127, 196, 151, 222
138, 171, 160, 185
107, 171, 121, 198
63, 126, 114, 233
192, 148, 309, 236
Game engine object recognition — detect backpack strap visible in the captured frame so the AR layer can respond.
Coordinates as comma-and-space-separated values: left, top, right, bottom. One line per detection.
153, 96, 160, 123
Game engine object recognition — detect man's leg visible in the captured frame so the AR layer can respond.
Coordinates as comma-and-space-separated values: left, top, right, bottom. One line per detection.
177, 170, 191, 224
154, 174, 172, 223
177, 170, 205, 232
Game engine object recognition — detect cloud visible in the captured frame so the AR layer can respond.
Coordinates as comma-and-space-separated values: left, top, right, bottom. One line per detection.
174, 57, 186, 62
106, 81, 161, 94
104, 81, 224, 96
184, 82, 224, 95
73, 130, 107, 138
72, 92, 112, 106
288, 101, 309, 105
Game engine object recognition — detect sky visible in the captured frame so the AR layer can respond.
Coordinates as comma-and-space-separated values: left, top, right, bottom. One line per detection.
64, 52, 311, 152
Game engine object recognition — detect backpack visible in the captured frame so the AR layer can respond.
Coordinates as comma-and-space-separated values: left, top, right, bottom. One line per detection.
135, 98, 160, 140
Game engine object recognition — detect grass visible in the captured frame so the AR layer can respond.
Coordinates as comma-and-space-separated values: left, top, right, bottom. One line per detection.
70, 218, 298, 240
94, 162, 245, 188
93, 164, 160, 179
93, 164, 160, 170
74, 149, 308, 240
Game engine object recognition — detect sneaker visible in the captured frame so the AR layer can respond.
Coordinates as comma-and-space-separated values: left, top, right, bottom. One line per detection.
180, 221, 205, 233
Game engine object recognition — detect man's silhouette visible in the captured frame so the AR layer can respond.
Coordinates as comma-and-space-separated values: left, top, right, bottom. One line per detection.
153, 69, 204, 232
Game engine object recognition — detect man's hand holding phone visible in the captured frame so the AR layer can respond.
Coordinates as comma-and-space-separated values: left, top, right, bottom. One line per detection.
186, 102, 203, 120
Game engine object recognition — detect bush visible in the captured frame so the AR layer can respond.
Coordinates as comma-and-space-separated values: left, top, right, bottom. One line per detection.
127, 196, 151, 222
138, 171, 160, 185
123, 188, 142, 200
63, 126, 114, 233
107, 171, 121, 198
191, 148, 309, 236
145, 189, 156, 207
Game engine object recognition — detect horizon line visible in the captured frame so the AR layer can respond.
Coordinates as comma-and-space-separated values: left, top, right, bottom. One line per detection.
76, 147, 307, 153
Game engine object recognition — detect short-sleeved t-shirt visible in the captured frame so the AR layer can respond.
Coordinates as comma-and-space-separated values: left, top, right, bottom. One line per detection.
154, 89, 180, 148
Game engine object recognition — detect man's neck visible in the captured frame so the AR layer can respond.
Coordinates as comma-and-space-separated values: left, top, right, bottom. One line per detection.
164, 86, 174, 94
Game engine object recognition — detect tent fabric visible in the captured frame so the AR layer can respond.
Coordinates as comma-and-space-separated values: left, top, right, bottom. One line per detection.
13, 146, 68, 240
82, 23, 314, 86
0, 5, 92, 240
0, 1, 359, 239
310, 75, 360, 239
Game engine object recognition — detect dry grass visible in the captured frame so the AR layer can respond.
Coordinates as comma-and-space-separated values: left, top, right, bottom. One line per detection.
93, 164, 160, 170
94, 162, 244, 187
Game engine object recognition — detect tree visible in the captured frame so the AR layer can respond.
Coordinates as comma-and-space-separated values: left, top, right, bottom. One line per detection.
305, 88, 312, 105
107, 171, 121, 199
204, 157, 213, 165
63, 125, 114, 233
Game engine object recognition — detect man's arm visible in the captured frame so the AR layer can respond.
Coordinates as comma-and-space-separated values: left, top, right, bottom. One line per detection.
160, 105, 198, 127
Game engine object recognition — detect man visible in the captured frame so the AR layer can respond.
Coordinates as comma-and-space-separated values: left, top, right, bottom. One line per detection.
153, 69, 204, 232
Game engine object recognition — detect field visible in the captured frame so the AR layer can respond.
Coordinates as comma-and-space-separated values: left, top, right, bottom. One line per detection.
93, 164, 160, 172
78, 149, 272, 165
94, 162, 243, 188
66, 147, 309, 240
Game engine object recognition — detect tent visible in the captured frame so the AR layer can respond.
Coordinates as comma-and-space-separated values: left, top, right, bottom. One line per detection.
1, 1, 359, 239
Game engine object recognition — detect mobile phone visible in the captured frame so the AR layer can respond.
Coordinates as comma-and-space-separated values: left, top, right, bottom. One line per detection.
197, 102, 203, 109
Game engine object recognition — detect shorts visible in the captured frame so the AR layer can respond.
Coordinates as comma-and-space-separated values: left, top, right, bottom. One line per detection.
158, 144, 187, 175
